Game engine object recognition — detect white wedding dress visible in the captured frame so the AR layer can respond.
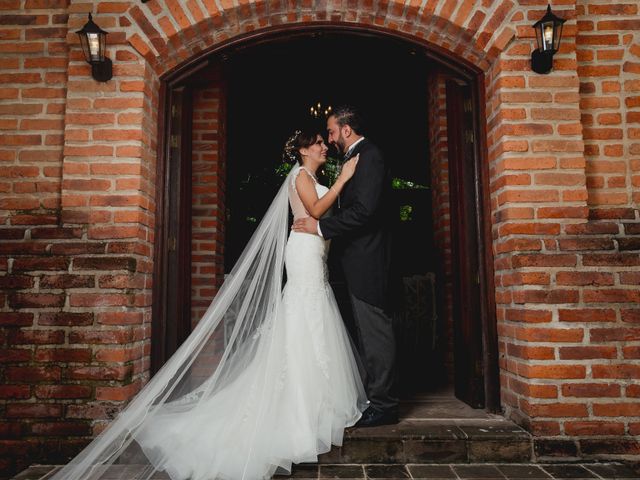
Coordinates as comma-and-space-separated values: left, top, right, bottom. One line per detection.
129, 166, 368, 480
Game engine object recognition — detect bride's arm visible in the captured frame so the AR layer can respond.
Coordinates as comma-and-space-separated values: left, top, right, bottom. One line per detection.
295, 170, 345, 219
295, 157, 359, 219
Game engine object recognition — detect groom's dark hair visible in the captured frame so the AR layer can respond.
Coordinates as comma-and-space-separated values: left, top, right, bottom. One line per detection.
331, 105, 365, 135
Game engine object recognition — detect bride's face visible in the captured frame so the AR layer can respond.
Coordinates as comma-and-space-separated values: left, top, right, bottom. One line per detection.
301, 135, 328, 165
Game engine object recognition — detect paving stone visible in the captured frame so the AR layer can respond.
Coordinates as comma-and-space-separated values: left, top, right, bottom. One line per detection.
15, 462, 640, 480
496, 464, 552, 479
583, 463, 639, 479
453, 464, 507, 479
540, 464, 598, 478
364, 464, 411, 479
406, 464, 458, 479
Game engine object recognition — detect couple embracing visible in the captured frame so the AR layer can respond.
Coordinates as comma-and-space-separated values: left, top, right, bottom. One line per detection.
49, 106, 398, 480
290, 106, 398, 427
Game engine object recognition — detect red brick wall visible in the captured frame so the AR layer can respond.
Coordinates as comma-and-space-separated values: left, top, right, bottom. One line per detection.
191, 84, 226, 327
0, 2, 78, 475
0, 2, 159, 475
0, 0, 639, 476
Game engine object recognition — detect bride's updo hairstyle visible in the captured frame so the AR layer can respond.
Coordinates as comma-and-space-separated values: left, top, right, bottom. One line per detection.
283, 127, 320, 165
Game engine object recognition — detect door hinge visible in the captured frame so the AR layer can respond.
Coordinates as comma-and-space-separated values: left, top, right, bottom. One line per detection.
170, 134, 179, 148
168, 236, 177, 251
464, 98, 473, 113
465, 130, 475, 144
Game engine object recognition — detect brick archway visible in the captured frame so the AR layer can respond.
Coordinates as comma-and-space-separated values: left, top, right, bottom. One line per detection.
62, 0, 589, 426
149, 22, 502, 410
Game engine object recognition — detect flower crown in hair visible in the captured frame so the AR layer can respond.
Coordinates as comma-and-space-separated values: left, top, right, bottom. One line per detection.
283, 130, 302, 164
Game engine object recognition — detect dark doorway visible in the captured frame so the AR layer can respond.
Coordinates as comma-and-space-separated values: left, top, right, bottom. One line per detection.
223, 33, 431, 271
152, 27, 499, 412
224, 33, 443, 395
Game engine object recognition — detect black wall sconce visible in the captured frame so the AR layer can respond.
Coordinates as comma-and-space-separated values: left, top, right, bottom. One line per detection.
76, 13, 112, 82
531, 5, 566, 74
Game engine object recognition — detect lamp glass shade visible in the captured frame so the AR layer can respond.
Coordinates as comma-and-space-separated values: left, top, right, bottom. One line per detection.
532, 5, 565, 53
541, 21, 554, 51
553, 22, 564, 51
76, 13, 108, 64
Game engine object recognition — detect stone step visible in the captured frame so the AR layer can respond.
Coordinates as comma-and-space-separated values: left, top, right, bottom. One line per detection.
315, 393, 533, 465
9, 419, 533, 479
12, 394, 534, 478
318, 417, 533, 464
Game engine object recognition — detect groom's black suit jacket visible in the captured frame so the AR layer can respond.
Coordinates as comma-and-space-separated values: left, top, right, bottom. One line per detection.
319, 138, 391, 310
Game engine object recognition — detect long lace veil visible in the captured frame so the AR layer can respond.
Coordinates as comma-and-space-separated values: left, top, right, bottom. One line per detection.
49, 168, 296, 480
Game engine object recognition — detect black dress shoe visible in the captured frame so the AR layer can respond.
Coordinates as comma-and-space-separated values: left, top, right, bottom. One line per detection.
354, 406, 399, 428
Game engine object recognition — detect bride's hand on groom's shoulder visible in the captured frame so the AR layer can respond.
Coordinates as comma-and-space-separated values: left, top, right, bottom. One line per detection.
338, 154, 359, 184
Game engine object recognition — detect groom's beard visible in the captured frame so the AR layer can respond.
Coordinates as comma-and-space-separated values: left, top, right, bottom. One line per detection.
329, 142, 344, 157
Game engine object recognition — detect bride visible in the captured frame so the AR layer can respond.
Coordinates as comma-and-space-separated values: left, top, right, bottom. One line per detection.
48, 127, 367, 480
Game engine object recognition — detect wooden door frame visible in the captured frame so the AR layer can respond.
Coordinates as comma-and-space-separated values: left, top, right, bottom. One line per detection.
151, 23, 500, 412
474, 76, 500, 413
150, 84, 193, 374
151, 62, 224, 374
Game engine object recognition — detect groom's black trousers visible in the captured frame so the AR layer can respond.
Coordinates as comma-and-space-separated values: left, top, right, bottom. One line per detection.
349, 293, 398, 412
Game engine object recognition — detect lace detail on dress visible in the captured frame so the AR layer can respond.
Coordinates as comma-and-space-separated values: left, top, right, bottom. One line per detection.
252, 318, 273, 340
288, 166, 330, 222
290, 166, 318, 188
289, 167, 311, 221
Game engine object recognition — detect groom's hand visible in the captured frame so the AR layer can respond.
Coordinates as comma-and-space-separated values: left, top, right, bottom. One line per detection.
292, 216, 318, 235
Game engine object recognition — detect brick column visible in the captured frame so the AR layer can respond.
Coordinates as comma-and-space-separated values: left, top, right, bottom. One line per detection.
54, 6, 159, 423
485, 4, 590, 443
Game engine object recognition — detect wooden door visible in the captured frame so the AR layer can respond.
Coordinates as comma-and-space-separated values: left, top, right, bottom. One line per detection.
151, 86, 193, 374
446, 79, 485, 408
152, 60, 229, 374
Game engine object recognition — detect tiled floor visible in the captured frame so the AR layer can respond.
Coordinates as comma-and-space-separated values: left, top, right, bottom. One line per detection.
282, 462, 640, 479
12, 462, 640, 480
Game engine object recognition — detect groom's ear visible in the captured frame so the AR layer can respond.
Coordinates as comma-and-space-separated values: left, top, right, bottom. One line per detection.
342, 125, 352, 138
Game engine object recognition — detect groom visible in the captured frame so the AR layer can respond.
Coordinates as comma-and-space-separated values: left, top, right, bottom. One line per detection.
292, 106, 398, 427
